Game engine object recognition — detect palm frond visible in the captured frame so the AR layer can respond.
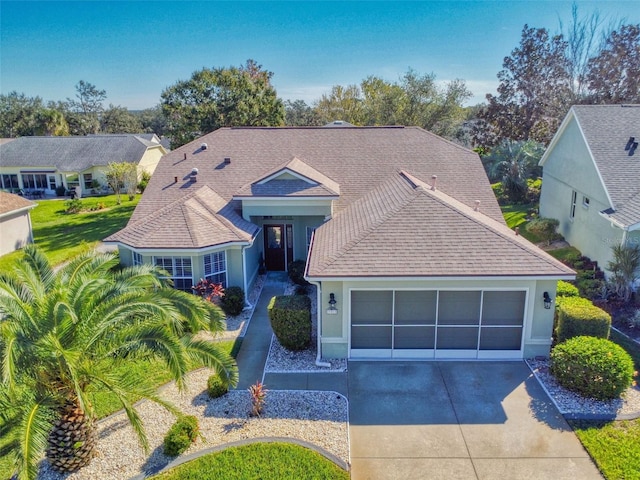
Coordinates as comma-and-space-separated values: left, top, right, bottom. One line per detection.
15, 394, 57, 480
182, 337, 239, 388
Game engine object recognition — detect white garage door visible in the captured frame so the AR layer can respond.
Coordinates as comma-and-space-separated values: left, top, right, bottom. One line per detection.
350, 290, 526, 359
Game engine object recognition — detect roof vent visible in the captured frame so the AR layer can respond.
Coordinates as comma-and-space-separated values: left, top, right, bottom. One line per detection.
191, 167, 199, 175
224, 157, 231, 164
625, 137, 635, 150
430, 175, 437, 191
201, 143, 208, 150
183, 153, 187, 160
474, 200, 481, 212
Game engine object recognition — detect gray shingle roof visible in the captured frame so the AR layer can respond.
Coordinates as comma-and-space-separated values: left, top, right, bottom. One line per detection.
307, 171, 575, 278
131, 126, 504, 225
0, 192, 35, 216
0, 135, 165, 172
105, 186, 259, 249
572, 105, 640, 227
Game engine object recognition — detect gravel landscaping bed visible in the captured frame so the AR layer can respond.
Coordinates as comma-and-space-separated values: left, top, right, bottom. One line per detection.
527, 357, 640, 419
37, 369, 348, 480
264, 283, 347, 373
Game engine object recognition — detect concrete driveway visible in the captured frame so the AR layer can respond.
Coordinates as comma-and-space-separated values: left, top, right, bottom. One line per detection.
348, 361, 602, 480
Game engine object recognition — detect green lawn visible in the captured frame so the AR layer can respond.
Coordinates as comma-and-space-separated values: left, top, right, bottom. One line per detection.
547, 246, 581, 263
0, 194, 139, 271
500, 204, 543, 243
152, 442, 349, 480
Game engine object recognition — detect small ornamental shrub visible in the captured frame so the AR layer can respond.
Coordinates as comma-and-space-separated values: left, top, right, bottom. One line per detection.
287, 260, 310, 286
65, 198, 82, 214
556, 281, 579, 298
221, 286, 245, 316
555, 296, 611, 343
248, 381, 268, 417
55, 185, 67, 197
550, 336, 636, 400
526, 217, 560, 245
268, 295, 311, 351
628, 310, 640, 329
207, 374, 228, 399
163, 415, 199, 456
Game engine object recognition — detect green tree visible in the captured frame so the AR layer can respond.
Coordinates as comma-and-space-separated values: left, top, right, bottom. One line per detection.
607, 243, 640, 303
137, 105, 168, 136
0, 246, 237, 479
105, 161, 138, 204
34, 108, 70, 136
315, 84, 365, 125
65, 80, 107, 135
100, 104, 143, 133
284, 99, 322, 126
161, 59, 285, 147
479, 25, 572, 146
586, 24, 640, 104
482, 139, 545, 202
0, 92, 45, 137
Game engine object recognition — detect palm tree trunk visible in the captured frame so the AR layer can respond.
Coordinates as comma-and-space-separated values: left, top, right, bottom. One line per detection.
45, 399, 97, 472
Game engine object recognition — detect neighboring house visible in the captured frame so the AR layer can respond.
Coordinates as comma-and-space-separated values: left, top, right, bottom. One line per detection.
107, 125, 574, 361
0, 134, 167, 197
539, 105, 640, 274
0, 192, 36, 256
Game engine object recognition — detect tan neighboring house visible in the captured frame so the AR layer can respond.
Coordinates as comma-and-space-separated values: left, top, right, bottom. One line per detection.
539, 105, 640, 274
107, 125, 574, 361
0, 192, 36, 256
0, 134, 167, 197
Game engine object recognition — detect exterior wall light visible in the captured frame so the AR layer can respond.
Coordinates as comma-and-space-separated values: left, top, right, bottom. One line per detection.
327, 293, 338, 315
543, 292, 553, 309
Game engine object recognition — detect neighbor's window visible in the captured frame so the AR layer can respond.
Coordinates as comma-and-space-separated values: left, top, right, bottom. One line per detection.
83, 173, 93, 190
570, 191, 577, 220
204, 251, 227, 287
21, 173, 47, 189
1, 174, 18, 190
132, 251, 143, 266
154, 256, 193, 291
583, 196, 590, 208
66, 173, 80, 190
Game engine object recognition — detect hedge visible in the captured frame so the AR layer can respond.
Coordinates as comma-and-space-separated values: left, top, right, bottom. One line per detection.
555, 296, 610, 343
268, 295, 311, 351
163, 415, 199, 456
551, 336, 635, 400
556, 280, 579, 297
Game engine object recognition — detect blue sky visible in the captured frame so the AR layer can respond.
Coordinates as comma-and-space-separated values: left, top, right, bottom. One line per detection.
1, 1, 638, 109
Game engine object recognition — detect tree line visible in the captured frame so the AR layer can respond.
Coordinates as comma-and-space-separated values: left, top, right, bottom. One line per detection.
1, 8, 637, 161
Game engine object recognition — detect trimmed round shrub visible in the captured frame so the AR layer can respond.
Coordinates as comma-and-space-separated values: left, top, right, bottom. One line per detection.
550, 336, 635, 400
555, 296, 610, 343
268, 295, 311, 351
556, 281, 579, 298
207, 374, 228, 399
220, 286, 245, 316
287, 260, 310, 286
163, 415, 199, 456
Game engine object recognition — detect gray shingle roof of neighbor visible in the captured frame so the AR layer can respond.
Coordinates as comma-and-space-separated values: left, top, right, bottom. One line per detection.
0, 135, 166, 172
130, 126, 505, 226
307, 171, 575, 278
105, 186, 259, 249
0, 192, 36, 216
571, 104, 640, 226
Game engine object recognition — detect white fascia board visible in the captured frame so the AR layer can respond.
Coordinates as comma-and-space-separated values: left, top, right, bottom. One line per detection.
104, 242, 250, 255
0, 205, 36, 219
306, 275, 576, 282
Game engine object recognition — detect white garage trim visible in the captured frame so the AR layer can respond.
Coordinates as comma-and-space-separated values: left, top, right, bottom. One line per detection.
348, 288, 529, 360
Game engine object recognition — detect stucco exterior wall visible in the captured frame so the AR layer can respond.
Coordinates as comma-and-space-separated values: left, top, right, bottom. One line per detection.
0, 210, 33, 256
138, 147, 164, 176
540, 117, 623, 272
315, 278, 560, 359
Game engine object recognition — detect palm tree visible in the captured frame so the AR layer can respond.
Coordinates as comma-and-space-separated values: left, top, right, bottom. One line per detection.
0, 245, 238, 479
608, 243, 640, 303
482, 139, 544, 203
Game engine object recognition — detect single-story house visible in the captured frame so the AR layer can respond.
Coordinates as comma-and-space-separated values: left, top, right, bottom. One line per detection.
0, 134, 167, 197
539, 105, 640, 274
107, 125, 574, 360
0, 192, 36, 256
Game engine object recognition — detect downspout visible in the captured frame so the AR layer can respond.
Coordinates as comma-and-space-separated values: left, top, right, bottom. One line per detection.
241, 239, 255, 310
308, 279, 331, 368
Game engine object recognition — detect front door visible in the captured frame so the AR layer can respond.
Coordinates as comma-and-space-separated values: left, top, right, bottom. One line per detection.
264, 224, 293, 271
